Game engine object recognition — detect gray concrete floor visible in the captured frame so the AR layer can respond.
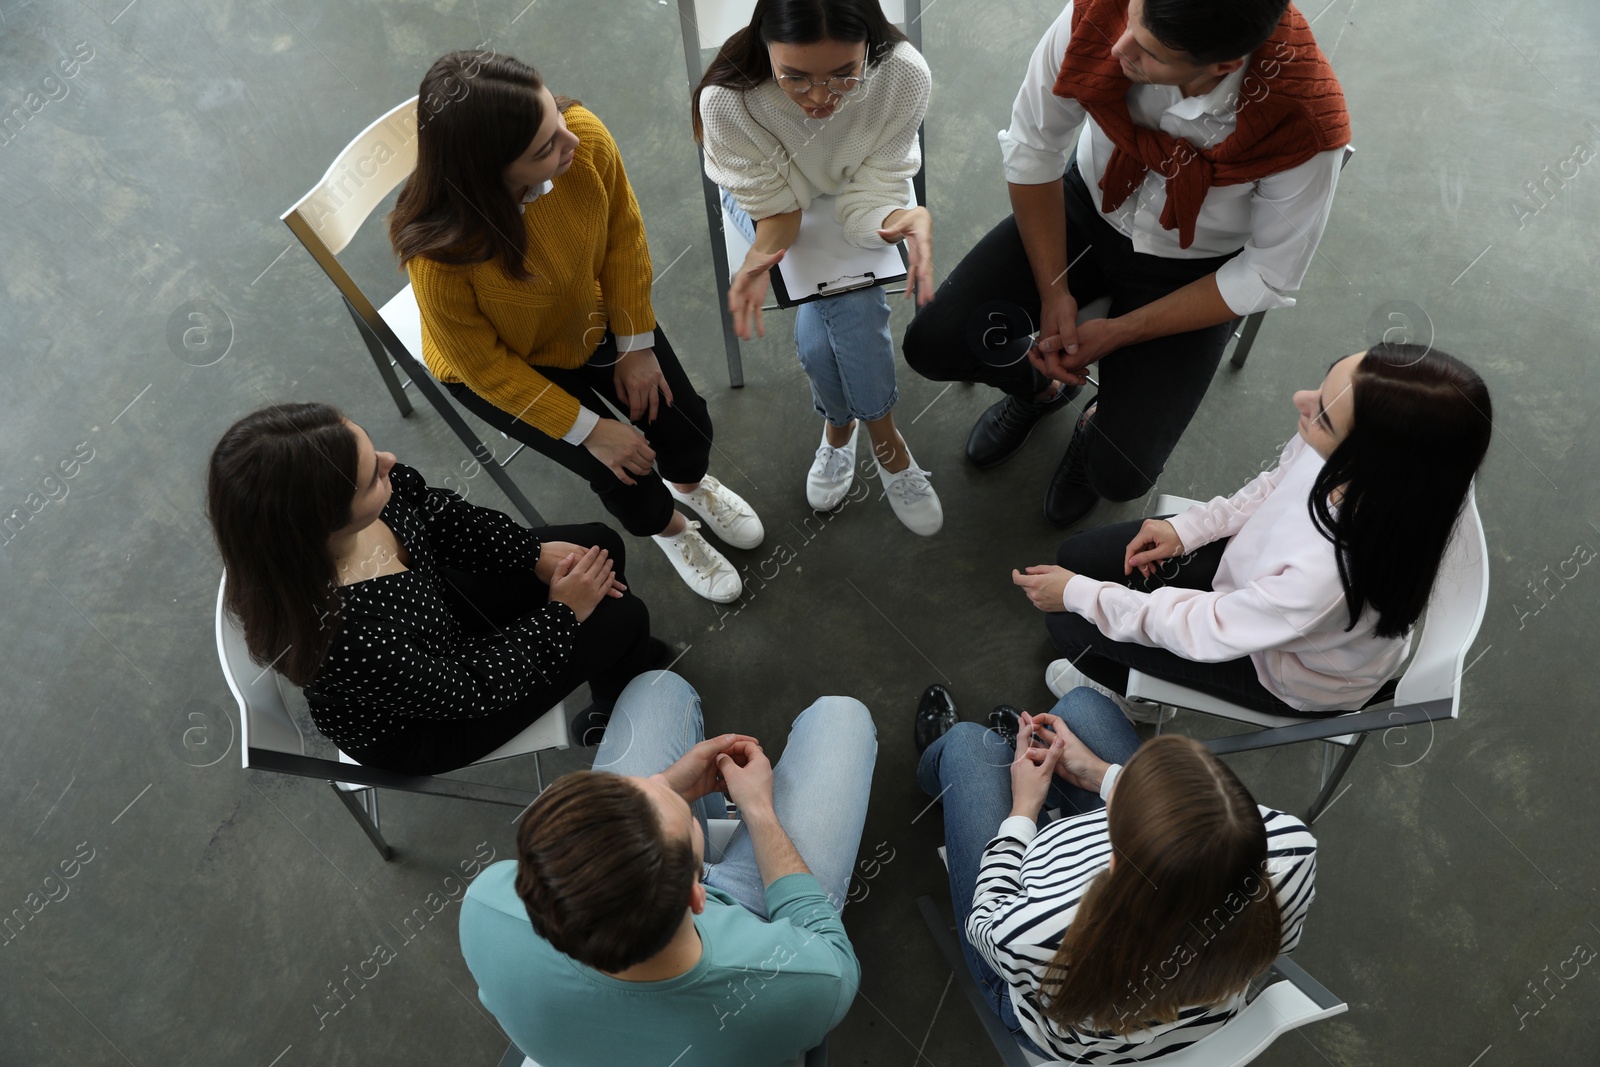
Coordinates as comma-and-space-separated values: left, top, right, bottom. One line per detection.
2, 0, 1597, 1063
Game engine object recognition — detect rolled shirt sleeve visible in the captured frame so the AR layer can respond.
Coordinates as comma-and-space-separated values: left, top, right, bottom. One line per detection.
1213, 147, 1346, 316
999, 3, 1085, 185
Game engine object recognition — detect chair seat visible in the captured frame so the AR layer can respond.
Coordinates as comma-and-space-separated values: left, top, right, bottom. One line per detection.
1123, 671, 1358, 747
333, 700, 569, 792
378, 284, 424, 370
1014, 979, 1342, 1066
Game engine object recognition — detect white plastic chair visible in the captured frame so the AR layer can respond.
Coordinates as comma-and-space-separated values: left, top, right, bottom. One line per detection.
1121, 486, 1489, 824
496, 817, 827, 1067
215, 573, 568, 859
918, 881, 1345, 1065
281, 99, 547, 528
676, 0, 926, 388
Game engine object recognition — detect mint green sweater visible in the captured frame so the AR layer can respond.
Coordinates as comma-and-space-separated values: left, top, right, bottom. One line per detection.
459, 860, 859, 1066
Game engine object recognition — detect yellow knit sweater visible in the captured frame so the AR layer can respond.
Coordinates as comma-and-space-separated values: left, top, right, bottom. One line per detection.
408, 106, 656, 439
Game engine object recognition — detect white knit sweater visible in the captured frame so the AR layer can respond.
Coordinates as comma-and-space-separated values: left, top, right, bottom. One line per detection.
699, 41, 930, 249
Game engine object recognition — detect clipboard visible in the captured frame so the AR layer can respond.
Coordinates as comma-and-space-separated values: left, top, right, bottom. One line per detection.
766, 192, 912, 309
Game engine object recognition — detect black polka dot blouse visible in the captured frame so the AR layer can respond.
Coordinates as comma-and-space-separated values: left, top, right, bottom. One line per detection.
303, 463, 576, 754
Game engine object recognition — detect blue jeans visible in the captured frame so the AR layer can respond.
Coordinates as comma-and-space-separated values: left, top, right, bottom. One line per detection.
593, 670, 878, 917
722, 191, 899, 425
915, 688, 1142, 1047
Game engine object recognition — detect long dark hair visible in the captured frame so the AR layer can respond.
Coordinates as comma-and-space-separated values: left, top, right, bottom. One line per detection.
1040, 736, 1282, 1034
1310, 343, 1493, 638
691, 0, 908, 140
515, 772, 700, 973
208, 403, 359, 687
389, 50, 576, 280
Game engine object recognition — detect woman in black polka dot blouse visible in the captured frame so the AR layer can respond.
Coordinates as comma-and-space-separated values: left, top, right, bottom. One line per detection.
209, 402, 659, 774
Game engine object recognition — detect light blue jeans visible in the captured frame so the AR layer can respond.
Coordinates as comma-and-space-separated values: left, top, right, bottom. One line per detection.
915, 688, 1143, 1051
722, 190, 898, 425
592, 670, 878, 917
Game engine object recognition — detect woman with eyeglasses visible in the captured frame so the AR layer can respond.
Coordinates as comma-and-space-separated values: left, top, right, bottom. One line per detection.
693, 0, 943, 535
391, 51, 764, 606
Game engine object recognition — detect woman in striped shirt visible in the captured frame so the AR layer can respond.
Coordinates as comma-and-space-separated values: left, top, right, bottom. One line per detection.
919, 692, 1316, 1061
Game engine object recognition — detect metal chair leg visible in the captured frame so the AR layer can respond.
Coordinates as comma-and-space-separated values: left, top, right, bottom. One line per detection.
345, 299, 414, 417
1229, 311, 1266, 368
330, 783, 396, 861
398, 366, 548, 528
1305, 733, 1367, 826
697, 165, 745, 389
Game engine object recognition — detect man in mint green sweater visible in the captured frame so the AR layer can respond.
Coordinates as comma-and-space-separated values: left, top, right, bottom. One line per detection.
459, 671, 876, 1067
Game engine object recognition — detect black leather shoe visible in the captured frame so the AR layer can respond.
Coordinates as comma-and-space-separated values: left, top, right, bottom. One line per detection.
1044, 403, 1099, 527
988, 704, 1022, 748
965, 385, 1074, 469
569, 702, 612, 748
915, 684, 960, 755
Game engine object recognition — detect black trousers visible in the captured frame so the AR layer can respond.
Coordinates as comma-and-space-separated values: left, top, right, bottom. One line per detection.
1045, 519, 1302, 716
447, 327, 713, 537
902, 162, 1240, 502
366, 522, 653, 775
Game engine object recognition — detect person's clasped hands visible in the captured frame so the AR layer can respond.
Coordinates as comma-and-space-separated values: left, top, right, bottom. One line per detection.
1008, 711, 1114, 821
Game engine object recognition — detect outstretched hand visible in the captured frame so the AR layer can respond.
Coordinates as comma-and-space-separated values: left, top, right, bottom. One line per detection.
730, 246, 784, 340
878, 206, 935, 307
1012, 565, 1073, 612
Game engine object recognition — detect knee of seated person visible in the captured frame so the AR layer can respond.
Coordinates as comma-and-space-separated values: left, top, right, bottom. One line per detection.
1055, 530, 1097, 571
581, 522, 626, 562
617, 667, 697, 711
794, 695, 874, 741
938, 721, 1006, 767
1085, 457, 1155, 504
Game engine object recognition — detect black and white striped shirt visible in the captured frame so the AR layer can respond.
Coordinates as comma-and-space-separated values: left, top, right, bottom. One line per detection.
967, 805, 1317, 1063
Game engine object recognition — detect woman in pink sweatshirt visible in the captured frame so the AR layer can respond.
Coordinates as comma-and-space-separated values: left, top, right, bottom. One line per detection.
1013, 342, 1492, 716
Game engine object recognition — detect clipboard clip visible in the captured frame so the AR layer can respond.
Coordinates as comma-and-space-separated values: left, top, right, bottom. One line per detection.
816, 271, 880, 295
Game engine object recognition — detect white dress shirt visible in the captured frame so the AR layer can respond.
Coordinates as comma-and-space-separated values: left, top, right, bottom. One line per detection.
999, 2, 1347, 316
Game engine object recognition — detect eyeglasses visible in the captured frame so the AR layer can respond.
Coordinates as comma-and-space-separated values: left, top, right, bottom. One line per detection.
773, 52, 868, 97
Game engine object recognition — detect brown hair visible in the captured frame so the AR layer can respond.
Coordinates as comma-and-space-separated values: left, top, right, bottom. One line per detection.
515, 772, 700, 972
207, 403, 357, 686
388, 50, 577, 280
691, 0, 908, 140
1039, 736, 1282, 1034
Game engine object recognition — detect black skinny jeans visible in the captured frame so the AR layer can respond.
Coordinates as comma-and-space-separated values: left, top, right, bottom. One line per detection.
447, 328, 713, 537
366, 522, 652, 775
902, 162, 1240, 503
1045, 519, 1303, 716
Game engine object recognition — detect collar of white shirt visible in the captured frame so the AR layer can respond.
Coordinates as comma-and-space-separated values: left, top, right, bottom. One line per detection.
518, 180, 554, 213
1154, 58, 1251, 123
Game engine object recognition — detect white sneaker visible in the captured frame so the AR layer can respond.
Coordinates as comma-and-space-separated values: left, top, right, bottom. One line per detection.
806, 425, 857, 510
652, 521, 742, 603
668, 475, 764, 550
876, 452, 943, 536
1045, 658, 1175, 724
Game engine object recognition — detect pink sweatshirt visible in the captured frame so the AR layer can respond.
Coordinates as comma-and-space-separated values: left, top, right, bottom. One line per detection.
1061, 433, 1410, 712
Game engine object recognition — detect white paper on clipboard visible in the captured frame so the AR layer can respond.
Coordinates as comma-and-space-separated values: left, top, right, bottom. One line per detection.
773, 189, 914, 305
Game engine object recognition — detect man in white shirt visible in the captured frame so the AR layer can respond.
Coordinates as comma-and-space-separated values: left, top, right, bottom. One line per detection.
903, 0, 1349, 526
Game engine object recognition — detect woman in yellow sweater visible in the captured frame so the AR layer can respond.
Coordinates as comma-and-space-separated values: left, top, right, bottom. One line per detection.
390, 51, 763, 604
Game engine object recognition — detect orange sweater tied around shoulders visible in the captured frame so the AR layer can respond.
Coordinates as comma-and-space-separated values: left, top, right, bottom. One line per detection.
1053, 0, 1349, 248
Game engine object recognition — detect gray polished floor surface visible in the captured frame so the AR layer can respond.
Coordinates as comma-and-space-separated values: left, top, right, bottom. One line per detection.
2, 0, 1597, 1063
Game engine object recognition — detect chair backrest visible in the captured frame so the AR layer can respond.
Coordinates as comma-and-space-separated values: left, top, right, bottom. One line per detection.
1019, 969, 1345, 1067
284, 97, 419, 258
684, 0, 908, 50
1393, 486, 1489, 716
214, 573, 309, 765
